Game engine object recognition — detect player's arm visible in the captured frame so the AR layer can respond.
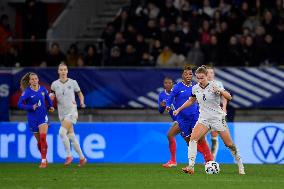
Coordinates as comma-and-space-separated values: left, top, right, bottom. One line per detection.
173, 96, 196, 116
77, 91, 86, 108
165, 85, 177, 111
212, 84, 232, 101
221, 96, 228, 113
17, 93, 36, 111
49, 83, 56, 100
219, 90, 232, 101
74, 80, 86, 108
44, 88, 54, 112
158, 94, 165, 114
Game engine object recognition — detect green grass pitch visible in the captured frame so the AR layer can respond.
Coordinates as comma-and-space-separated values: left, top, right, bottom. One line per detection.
0, 164, 283, 189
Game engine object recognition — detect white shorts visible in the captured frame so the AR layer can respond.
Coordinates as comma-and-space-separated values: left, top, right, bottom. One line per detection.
197, 116, 227, 132
59, 112, 78, 124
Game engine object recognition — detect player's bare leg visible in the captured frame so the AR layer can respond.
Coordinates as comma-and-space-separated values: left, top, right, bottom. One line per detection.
38, 124, 48, 168
60, 120, 73, 166
210, 130, 219, 160
183, 123, 209, 174
163, 122, 179, 168
68, 125, 87, 167
219, 129, 245, 175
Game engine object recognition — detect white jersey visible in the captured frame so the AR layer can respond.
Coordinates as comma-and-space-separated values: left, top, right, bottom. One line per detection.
51, 78, 80, 122
192, 81, 226, 120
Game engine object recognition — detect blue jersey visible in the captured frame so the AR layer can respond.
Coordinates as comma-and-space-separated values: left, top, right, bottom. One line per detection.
18, 85, 53, 123
166, 81, 199, 137
158, 90, 177, 121
166, 81, 199, 117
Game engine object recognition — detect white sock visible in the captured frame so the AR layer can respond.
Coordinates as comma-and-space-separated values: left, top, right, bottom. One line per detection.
59, 127, 72, 157
188, 140, 198, 166
211, 136, 219, 160
68, 133, 85, 159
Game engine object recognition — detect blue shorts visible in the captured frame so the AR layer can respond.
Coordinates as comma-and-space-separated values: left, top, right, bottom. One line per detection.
176, 113, 199, 138
28, 115, 49, 133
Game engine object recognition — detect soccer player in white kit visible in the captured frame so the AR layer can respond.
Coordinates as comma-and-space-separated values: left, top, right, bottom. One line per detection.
173, 65, 245, 175
207, 67, 228, 160
50, 63, 87, 167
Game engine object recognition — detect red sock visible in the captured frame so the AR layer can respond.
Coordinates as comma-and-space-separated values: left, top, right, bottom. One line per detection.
40, 134, 48, 160
37, 142, 41, 153
168, 137, 176, 162
197, 138, 213, 162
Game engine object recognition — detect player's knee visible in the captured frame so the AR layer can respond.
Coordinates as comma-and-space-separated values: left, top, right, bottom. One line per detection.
59, 127, 67, 137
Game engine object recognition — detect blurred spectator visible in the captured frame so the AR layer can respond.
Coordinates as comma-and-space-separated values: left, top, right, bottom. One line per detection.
1, 45, 20, 67
42, 42, 66, 67
66, 44, 79, 67
187, 41, 204, 66
22, 0, 48, 66
202, 34, 222, 66
223, 35, 243, 66
84, 44, 101, 66
156, 46, 180, 67
123, 44, 139, 66
199, 0, 215, 18
242, 35, 257, 66
101, 23, 116, 49
140, 52, 155, 66
0, 14, 12, 59
107, 46, 123, 66
77, 54, 85, 67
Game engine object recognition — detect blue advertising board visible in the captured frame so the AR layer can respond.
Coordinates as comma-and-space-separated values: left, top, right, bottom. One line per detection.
1, 122, 283, 164
8, 67, 284, 109
0, 71, 12, 121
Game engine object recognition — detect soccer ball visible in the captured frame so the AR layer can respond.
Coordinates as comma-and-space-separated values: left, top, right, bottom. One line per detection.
205, 161, 220, 174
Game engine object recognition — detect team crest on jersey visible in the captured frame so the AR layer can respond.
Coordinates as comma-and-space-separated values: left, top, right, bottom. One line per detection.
42, 92, 45, 96
68, 86, 71, 90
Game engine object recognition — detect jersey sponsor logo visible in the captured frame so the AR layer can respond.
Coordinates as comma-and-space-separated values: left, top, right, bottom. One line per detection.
252, 126, 284, 163
31, 95, 35, 98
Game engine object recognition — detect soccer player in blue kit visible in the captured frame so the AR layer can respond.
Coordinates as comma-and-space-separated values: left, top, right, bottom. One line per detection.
18, 72, 54, 168
165, 65, 213, 168
158, 77, 179, 167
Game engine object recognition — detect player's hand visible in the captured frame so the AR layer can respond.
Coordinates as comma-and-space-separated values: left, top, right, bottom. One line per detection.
173, 110, 179, 116
49, 107, 55, 112
80, 103, 86, 108
160, 101, 166, 107
49, 93, 55, 101
165, 106, 171, 112
33, 104, 38, 110
212, 85, 221, 95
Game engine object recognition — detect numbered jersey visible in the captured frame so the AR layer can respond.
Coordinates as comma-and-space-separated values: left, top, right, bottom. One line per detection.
51, 78, 80, 120
17, 85, 52, 122
191, 81, 226, 120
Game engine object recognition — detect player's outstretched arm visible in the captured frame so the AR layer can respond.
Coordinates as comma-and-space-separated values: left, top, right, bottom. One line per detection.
173, 97, 196, 116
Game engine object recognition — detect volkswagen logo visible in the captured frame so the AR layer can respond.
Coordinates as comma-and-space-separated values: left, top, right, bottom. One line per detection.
252, 126, 284, 164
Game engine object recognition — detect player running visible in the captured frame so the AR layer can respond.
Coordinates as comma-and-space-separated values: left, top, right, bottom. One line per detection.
163, 65, 213, 168
173, 65, 245, 175
158, 77, 179, 167
50, 63, 87, 167
18, 72, 54, 168
207, 66, 227, 160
